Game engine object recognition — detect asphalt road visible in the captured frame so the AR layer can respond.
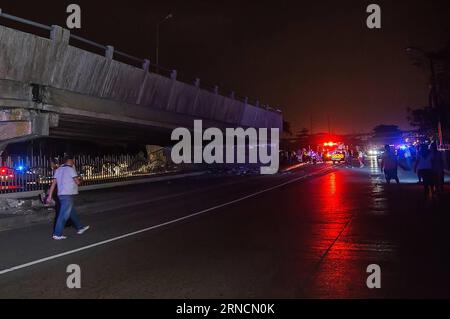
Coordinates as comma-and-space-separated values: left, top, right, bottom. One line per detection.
0, 162, 450, 298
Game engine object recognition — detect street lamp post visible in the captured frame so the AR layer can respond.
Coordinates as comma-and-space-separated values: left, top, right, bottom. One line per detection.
156, 13, 173, 73
406, 47, 444, 147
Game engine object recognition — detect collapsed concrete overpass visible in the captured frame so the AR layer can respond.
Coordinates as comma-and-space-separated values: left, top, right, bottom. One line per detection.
0, 12, 282, 152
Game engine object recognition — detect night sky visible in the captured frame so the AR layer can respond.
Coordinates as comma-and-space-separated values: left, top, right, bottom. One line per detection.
2, 0, 450, 134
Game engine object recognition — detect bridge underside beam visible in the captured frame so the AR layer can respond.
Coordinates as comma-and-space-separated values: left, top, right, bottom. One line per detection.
0, 111, 52, 151
50, 114, 174, 146
0, 121, 33, 140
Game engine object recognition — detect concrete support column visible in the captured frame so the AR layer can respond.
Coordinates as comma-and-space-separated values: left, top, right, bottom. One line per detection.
166, 70, 178, 111
0, 122, 31, 140
105, 46, 114, 60
137, 59, 151, 105
50, 25, 70, 44
0, 109, 52, 148
99, 46, 115, 94
142, 59, 150, 72
192, 78, 201, 113
170, 70, 177, 80
47, 25, 70, 85
0, 142, 7, 156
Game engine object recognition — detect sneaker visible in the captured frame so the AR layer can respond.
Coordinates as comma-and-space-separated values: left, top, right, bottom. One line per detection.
52, 235, 67, 240
77, 226, 90, 235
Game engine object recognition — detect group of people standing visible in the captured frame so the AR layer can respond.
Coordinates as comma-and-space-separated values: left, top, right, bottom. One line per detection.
283, 146, 366, 167
381, 143, 445, 197
343, 148, 365, 168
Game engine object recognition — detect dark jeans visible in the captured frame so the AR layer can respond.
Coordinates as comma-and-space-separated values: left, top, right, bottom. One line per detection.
418, 169, 434, 195
384, 168, 399, 184
54, 195, 83, 236
53, 197, 74, 231
50, 191, 73, 231
434, 170, 444, 193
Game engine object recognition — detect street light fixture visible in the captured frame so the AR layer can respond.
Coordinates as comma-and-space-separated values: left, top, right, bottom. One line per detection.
156, 13, 173, 73
406, 46, 444, 147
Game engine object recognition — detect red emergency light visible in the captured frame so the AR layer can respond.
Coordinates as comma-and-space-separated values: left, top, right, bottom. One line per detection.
323, 142, 337, 147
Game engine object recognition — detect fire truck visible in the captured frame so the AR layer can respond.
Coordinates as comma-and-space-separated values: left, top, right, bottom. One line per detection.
322, 142, 346, 164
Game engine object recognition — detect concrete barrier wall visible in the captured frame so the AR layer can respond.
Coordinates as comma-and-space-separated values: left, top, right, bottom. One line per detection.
0, 25, 282, 130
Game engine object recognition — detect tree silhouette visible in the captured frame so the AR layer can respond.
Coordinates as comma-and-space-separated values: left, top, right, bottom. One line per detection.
407, 106, 438, 136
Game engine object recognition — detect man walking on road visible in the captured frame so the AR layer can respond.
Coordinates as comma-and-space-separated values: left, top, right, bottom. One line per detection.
47, 154, 90, 240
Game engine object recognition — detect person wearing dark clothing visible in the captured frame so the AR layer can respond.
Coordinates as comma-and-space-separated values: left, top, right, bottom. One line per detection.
380, 145, 399, 184
430, 143, 444, 194
415, 145, 423, 183
404, 147, 412, 170
414, 144, 435, 197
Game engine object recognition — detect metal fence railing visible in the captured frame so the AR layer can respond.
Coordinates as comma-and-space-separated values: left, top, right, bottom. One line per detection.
0, 150, 180, 194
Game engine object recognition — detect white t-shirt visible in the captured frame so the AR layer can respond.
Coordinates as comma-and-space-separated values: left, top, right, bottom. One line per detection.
54, 165, 79, 196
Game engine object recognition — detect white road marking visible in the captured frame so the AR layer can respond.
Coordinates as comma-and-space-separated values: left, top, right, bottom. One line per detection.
0, 167, 331, 276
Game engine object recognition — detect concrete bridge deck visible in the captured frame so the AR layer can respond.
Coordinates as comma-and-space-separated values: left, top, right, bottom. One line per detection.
0, 15, 282, 149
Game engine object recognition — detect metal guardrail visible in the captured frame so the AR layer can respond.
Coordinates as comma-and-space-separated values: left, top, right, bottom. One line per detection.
70, 33, 106, 50
0, 10, 51, 31
0, 10, 281, 113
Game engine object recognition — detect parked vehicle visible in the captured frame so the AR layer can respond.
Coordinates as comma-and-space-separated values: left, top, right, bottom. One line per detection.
0, 166, 14, 183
